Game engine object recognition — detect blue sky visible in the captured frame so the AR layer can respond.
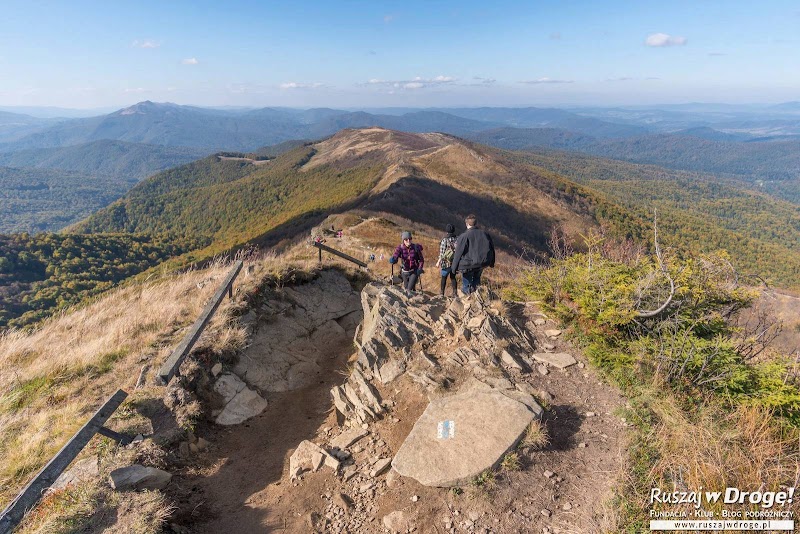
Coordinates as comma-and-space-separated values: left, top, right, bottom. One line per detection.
1, 0, 798, 109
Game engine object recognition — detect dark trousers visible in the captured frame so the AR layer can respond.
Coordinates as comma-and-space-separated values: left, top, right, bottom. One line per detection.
461, 268, 483, 294
440, 268, 457, 295
401, 270, 419, 292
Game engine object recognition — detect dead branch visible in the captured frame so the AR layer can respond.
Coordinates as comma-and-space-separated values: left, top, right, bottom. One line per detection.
637, 210, 676, 318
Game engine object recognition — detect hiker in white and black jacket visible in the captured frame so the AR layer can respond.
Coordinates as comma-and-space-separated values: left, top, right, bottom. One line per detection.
435, 224, 458, 297
451, 214, 495, 295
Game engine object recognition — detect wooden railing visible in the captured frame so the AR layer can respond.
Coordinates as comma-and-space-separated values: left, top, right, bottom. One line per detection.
0, 390, 129, 533
313, 241, 368, 268
0, 259, 245, 533
157, 260, 243, 384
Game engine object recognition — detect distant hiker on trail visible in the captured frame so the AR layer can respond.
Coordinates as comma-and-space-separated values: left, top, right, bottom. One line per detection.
451, 214, 495, 295
435, 224, 458, 297
389, 231, 424, 296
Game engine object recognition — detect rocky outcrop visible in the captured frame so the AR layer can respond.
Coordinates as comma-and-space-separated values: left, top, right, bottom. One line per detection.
326, 282, 546, 488
234, 270, 362, 393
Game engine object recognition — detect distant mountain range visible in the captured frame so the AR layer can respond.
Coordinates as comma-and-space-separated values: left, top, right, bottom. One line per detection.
0, 101, 656, 153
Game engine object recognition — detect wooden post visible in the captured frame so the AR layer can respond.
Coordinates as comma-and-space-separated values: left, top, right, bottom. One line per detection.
0, 390, 128, 533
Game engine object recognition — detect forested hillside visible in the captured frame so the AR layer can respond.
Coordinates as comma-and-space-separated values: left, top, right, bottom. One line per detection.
0, 233, 205, 328
0, 140, 209, 180
468, 127, 800, 203
0, 166, 131, 232
73, 146, 385, 256
510, 149, 800, 287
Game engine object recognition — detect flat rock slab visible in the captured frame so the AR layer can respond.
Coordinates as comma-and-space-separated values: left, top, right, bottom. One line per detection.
330, 428, 369, 450
531, 352, 577, 369
110, 465, 172, 491
214, 373, 268, 425
392, 385, 535, 487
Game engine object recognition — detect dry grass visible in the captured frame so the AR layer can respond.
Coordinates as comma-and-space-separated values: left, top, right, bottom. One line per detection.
648, 399, 800, 515
521, 421, 550, 450
0, 258, 250, 509
0, 242, 352, 522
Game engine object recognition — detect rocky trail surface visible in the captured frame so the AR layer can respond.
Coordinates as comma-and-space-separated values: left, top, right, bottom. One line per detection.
170, 269, 628, 533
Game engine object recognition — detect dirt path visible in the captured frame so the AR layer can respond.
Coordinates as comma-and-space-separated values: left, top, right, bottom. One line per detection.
173, 299, 628, 533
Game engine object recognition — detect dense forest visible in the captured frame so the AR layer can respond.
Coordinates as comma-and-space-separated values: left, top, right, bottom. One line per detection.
0, 233, 206, 329
0, 166, 132, 232
0, 140, 208, 181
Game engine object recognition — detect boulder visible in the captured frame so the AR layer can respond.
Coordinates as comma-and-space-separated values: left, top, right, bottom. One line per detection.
500, 350, 524, 371
370, 457, 392, 477
109, 465, 172, 491
544, 329, 562, 338
392, 382, 536, 487
214, 373, 268, 425
289, 440, 339, 479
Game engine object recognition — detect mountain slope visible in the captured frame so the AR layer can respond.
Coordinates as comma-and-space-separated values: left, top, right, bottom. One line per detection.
0, 140, 209, 181
469, 127, 800, 203
510, 148, 800, 286
73, 128, 627, 262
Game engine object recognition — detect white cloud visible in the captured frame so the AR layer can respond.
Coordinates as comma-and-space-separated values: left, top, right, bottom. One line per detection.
549, 32, 562, 40
365, 76, 457, 89
606, 77, 634, 82
124, 87, 148, 93
645, 33, 687, 47
519, 77, 574, 84
132, 39, 160, 49
182, 57, 199, 65
279, 82, 325, 89
384, 14, 394, 23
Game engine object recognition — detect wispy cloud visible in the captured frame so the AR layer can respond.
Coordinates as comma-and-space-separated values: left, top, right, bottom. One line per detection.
471, 76, 496, 85
606, 77, 634, 82
383, 14, 394, 23
132, 39, 160, 49
280, 81, 326, 89
519, 77, 574, 84
124, 87, 149, 93
182, 57, 199, 65
366, 75, 456, 90
708, 52, 726, 56
549, 32, 562, 40
645, 33, 687, 47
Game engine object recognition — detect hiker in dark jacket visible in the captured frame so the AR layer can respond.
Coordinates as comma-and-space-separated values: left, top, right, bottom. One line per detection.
451, 214, 495, 295
435, 224, 458, 297
389, 231, 424, 295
